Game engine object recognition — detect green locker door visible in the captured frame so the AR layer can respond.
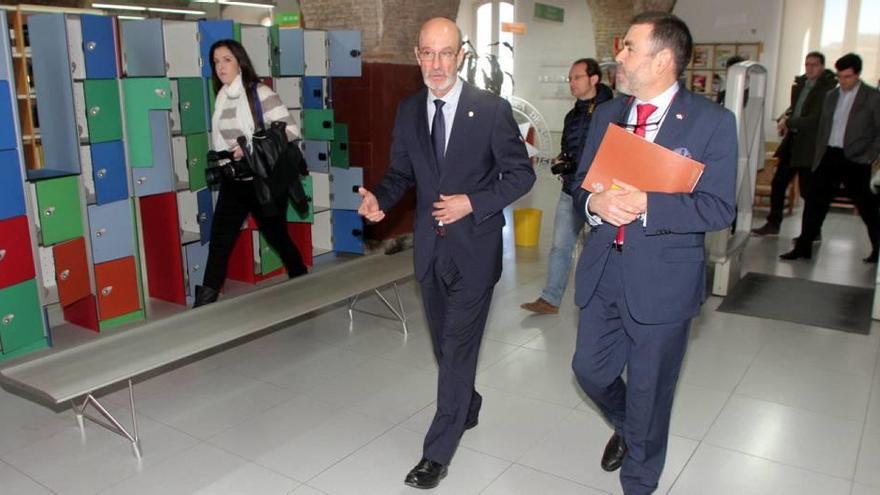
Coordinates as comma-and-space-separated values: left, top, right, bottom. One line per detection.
0, 280, 45, 356
186, 133, 210, 191
178, 77, 207, 135
270, 25, 280, 77
123, 78, 172, 168
258, 232, 283, 274
83, 80, 123, 143
330, 123, 349, 168
303, 109, 335, 141
35, 175, 84, 245
286, 175, 313, 222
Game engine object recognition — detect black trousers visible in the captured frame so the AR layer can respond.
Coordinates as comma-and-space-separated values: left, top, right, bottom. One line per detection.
202, 179, 307, 291
419, 239, 493, 465
795, 147, 880, 253
766, 154, 812, 226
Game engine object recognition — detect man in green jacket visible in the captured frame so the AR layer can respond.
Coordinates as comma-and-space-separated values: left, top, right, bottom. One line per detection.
752, 51, 837, 236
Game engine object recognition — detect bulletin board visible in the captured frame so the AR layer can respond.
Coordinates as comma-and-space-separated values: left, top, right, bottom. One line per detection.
683, 42, 763, 99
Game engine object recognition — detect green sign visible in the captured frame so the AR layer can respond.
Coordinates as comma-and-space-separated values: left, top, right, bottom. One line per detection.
275, 11, 301, 27
534, 3, 564, 22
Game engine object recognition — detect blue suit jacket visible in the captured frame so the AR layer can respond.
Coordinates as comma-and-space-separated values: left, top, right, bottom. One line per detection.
375, 82, 536, 287
573, 87, 737, 324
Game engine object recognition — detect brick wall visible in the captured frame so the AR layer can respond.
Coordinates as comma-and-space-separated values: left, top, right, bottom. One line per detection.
585, 0, 677, 61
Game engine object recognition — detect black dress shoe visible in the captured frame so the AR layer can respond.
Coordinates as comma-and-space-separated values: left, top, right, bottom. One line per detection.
404, 458, 447, 489
601, 433, 627, 472
863, 252, 879, 263
779, 248, 811, 260
464, 416, 478, 430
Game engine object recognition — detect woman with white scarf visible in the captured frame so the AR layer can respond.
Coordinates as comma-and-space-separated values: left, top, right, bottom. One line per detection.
194, 39, 307, 307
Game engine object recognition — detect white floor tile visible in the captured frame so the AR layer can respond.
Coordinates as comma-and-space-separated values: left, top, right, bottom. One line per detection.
0, 460, 52, 494
476, 347, 585, 408
678, 340, 757, 393
0, 388, 75, 456
669, 443, 851, 495
853, 483, 880, 495
99, 442, 298, 494
756, 326, 879, 377
482, 463, 606, 495
308, 426, 510, 495
289, 485, 328, 495
669, 384, 730, 440
704, 395, 862, 478
856, 425, 880, 488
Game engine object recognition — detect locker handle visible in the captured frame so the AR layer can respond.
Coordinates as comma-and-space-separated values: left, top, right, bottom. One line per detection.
44, 206, 56, 216
312, 89, 321, 97
1, 314, 13, 326
339, 143, 347, 151
193, 264, 201, 272
96, 168, 107, 179
318, 152, 327, 161
70, 60, 77, 74
352, 229, 363, 237
182, 101, 191, 111
154, 88, 167, 98
95, 228, 107, 237
189, 157, 199, 166
322, 120, 332, 129
59, 269, 70, 281
198, 57, 203, 68
101, 286, 113, 297
89, 106, 101, 117
136, 176, 147, 185
351, 185, 361, 193
0, 249, 5, 261
86, 41, 97, 52
350, 49, 361, 58
198, 212, 208, 222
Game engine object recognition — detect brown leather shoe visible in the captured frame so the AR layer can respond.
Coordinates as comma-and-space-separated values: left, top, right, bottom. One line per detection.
750, 222, 779, 236
521, 298, 559, 314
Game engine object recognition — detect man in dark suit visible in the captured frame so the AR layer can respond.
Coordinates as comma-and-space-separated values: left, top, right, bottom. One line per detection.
357, 17, 535, 490
781, 53, 880, 262
570, 13, 737, 494
752, 51, 837, 236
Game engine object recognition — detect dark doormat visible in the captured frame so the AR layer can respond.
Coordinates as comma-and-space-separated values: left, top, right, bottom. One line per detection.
717, 272, 874, 334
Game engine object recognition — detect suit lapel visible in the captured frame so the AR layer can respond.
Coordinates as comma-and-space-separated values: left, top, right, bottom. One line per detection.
653, 87, 691, 150
415, 88, 441, 181
441, 82, 478, 182
844, 83, 866, 145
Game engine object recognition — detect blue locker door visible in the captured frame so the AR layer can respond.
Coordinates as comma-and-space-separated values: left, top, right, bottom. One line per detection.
133, 111, 174, 197
185, 241, 209, 303
302, 76, 323, 109
0, 81, 15, 150
330, 166, 363, 210
199, 20, 234, 79
0, 150, 26, 220
29, 14, 80, 175
303, 140, 329, 172
279, 28, 304, 76
88, 199, 135, 264
196, 187, 213, 244
121, 19, 166, 77
332, 209, 364, 254
327, 30, 362, 77
81, 15, 118, 79
90, 141, 129, 205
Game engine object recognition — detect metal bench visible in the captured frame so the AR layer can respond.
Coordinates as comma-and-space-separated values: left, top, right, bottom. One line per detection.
0, 250, 414, 459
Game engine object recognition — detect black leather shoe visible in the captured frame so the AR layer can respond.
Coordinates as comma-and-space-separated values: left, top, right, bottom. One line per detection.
779, 248, 811, 260
863, 252, 879, 263
404, 458, 447, 489
464, 416, 478, 430
193, 285, 219, 307
601, 433, 627, 472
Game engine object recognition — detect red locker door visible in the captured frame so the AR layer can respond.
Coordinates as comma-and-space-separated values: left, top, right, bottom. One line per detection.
287, 222, 313, 268
53, 237, 91, 307
0, 216, 36, 290
139, 193, 185, 304
94, 256, 140, 321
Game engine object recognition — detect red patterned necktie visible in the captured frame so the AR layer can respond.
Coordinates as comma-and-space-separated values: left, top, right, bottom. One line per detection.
614, 103, 658, 249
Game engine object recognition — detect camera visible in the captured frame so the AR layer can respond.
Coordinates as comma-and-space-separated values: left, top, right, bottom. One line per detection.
550, 152, 576, 176
205, 149, 254, 186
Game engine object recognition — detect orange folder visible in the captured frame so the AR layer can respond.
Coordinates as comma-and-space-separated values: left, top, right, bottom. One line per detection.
581, 123, 705, 194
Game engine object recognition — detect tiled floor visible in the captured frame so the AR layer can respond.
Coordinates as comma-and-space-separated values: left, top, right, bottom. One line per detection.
2, 167, 879, 494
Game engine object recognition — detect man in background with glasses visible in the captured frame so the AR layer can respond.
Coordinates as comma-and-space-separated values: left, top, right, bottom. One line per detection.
570, 12, 737, 494
521, 58, 613, 315
357, 17, 535, 490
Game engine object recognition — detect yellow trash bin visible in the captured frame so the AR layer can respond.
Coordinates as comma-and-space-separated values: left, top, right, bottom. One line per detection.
514, 208, 542, 247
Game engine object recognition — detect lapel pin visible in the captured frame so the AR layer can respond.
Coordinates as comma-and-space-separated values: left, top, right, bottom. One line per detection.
675, 113, 683, 120
468, 111, 474, 118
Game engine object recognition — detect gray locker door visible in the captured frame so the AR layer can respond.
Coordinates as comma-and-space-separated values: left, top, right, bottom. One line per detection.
133, 111, 174, 197
163, 21, 200, 78
275, 77, 302, 109
303, 140, 329, 173
184, 241, 209, 301
328, 30, 362, 77
171, 136, 189, 186
66, 16, 86, 80
330, 166, 363, 210
121, 19, 167, 77
279, 28, 305, 76
169, 79, 181, 133
241, 26, 272, 77
88, 200, 135, 264
73, 82, 89, 142
303, 30, 327, 76
311, 171, 330, 209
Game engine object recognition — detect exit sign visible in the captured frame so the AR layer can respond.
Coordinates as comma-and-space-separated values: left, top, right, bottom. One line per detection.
276, 12, 301, 28
534, 3, 564, 22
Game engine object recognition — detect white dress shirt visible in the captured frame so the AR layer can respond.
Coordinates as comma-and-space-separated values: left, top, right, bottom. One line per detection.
585, 81, 680, 225
828, 84, 859, 148
426, 77, 463, 153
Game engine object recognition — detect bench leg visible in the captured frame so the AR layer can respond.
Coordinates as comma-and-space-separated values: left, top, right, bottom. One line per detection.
347, 282, 408, 336
74, 379, 143, 460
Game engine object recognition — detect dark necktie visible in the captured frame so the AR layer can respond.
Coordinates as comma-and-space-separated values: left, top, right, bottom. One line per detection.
431, 99, 446, 164
615, 103, 658, 249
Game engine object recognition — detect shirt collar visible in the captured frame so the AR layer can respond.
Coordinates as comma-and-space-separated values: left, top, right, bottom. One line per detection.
635, 81, 679, 112
840, 83, 860, 97
428, 77, 464, 109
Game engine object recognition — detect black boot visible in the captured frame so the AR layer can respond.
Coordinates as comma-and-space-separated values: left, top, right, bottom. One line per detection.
193, 285, 219, 308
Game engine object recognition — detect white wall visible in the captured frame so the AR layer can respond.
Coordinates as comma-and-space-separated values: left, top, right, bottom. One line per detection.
457, 0, 598, 133
673, 0, 785, 140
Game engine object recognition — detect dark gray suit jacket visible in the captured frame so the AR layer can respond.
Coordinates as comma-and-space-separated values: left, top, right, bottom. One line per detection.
814, 81, 880, 169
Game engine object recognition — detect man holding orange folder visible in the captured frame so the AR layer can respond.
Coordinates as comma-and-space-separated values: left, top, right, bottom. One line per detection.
570, 12, 737, 494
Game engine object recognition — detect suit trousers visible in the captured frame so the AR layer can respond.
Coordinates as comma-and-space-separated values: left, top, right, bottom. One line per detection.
572, 252, 690, 495
795, 147, 880, 253
419, 238, 494, 465
202, 179, 307, 291
766, 153, 812, 227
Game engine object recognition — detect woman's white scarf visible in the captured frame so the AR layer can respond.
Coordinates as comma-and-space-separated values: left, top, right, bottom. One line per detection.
211, 73, 257, 153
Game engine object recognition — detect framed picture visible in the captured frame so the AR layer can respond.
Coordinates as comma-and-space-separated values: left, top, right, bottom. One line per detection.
737, 43, 760, 61
714, 44, 736, 69
681, 70, 693, 90
691, 71, 712, 94
691, 45, 712, 69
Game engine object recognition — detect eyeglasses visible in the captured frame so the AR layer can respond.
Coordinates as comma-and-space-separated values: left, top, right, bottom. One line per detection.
417, 49, 458, 62
614, 102, 673, 134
